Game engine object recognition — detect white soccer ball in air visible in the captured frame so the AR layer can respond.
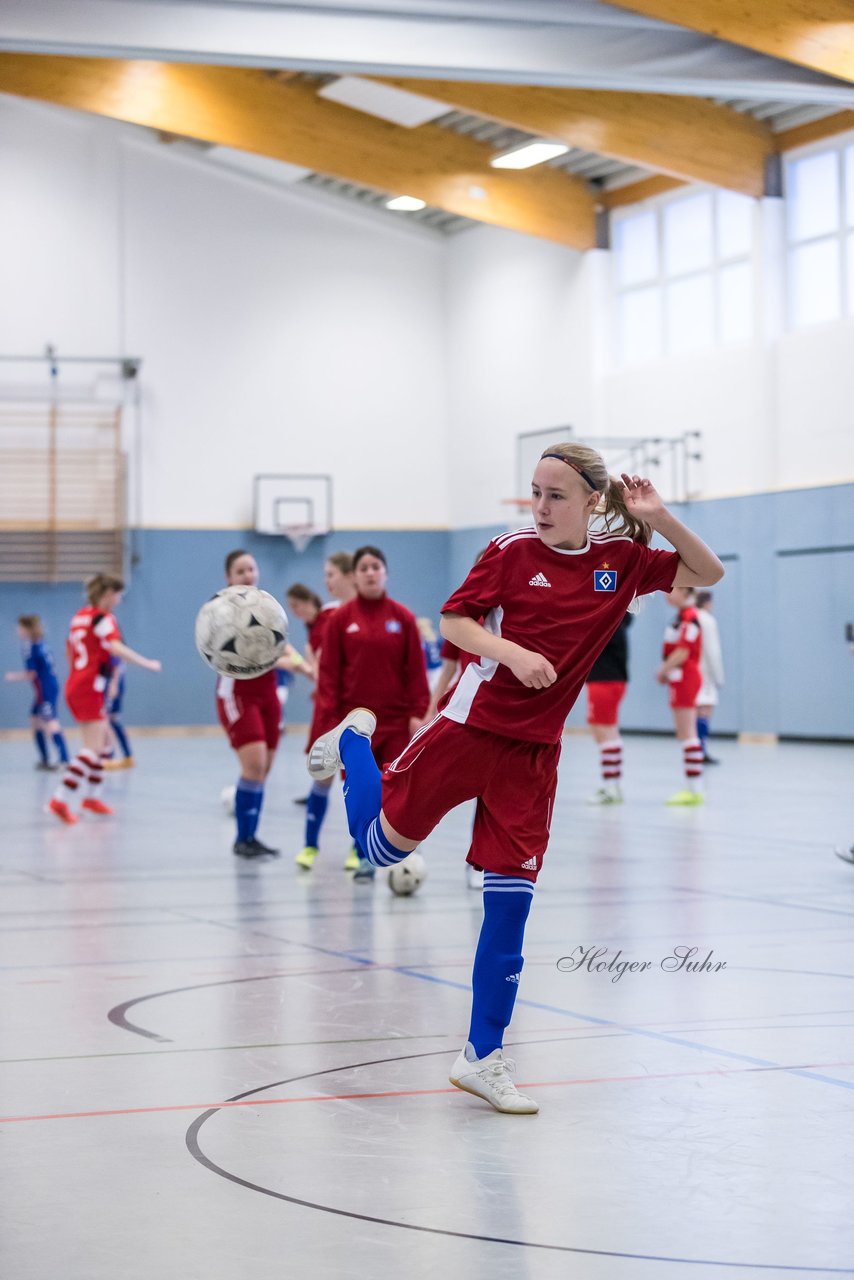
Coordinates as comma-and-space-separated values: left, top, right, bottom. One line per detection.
388, 853, 428, 897
195, 586, 288, 679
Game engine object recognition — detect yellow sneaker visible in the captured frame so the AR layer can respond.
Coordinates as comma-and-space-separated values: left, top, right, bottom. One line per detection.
666, 789, 704, 806
343, 847, 360, 871
295, 846, 319, 870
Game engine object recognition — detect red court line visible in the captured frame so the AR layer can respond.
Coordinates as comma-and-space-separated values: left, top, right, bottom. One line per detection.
3, 1058, 853, 1125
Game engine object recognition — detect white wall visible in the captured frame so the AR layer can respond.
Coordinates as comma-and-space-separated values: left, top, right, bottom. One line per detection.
0, 95, 449, 529
443, 224, 597, 528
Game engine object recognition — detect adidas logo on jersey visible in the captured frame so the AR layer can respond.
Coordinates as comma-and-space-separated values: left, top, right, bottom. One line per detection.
345, 623, 360, 633
505, 972, 521, 985
528, 572, 551, 588
520, 855, 538, 870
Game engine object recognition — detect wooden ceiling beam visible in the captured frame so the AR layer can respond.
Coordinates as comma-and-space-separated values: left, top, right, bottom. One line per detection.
379, 78, 773, 197
0, 54, 597, 250
598, 175, 687, 210
774, 109, 854, 150
606, 1, 854, 84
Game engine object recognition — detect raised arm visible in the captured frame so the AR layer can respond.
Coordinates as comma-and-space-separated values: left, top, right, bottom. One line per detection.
619, 474, 724, 589
107, 638, 161, 673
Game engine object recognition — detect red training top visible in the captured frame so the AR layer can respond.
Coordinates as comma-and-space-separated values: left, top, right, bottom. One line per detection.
313, 594, 430, 737
66, 606, 121, 696
307, 601, 338, 658
662, 605, 703, 685
441, 525, 679, 744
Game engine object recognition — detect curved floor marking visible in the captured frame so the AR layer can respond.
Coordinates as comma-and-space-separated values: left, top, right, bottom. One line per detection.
185, 1048, 854, 1274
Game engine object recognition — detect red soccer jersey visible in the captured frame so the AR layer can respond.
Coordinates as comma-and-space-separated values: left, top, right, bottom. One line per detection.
66, 606, 121, 694
307, 602, 338, 657
440, 525, 679, 744
313, 594, 430, 737
662, 606, 703, 681
437, 637, 479, 707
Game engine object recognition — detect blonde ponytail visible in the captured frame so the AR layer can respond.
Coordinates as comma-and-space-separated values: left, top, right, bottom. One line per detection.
597, 477, 651, 546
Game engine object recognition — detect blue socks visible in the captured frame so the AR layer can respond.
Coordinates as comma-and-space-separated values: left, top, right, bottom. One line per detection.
696, 716, 709, 753
52, 731, 69, 764
363, 817, 409, 867
110, 717, 132, 759
339, 728, 383, 854
304, 782, 330, 849
468, 873, 535, 1059
34, 729, 49, 765
339, 728, 408, 866
235, 778, 264, 842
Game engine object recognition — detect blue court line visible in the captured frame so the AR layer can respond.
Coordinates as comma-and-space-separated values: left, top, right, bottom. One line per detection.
288, 937, 854, 1093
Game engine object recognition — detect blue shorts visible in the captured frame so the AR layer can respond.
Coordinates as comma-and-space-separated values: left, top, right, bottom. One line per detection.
31, 698, 58, 720
108, 674, 126, 716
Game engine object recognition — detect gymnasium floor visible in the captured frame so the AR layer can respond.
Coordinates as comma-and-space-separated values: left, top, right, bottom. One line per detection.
1, 731, 852, 1279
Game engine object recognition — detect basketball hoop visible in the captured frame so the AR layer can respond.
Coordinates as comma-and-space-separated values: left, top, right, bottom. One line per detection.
282, 524, 316, 554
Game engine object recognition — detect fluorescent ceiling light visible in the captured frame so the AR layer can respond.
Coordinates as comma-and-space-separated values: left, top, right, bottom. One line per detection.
385, 195, 427, 211
491, 142, 569, 170
318, 77, 447, 128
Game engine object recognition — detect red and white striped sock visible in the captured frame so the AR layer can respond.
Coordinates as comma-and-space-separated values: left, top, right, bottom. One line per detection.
683, 738, 704, 790
600, 739, 623, 784
53, 753, 88, 812
82, 748, 105, 798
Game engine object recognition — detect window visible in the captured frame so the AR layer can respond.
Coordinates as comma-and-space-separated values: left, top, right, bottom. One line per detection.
613, 190, 756, 367
786, 141, 854, 328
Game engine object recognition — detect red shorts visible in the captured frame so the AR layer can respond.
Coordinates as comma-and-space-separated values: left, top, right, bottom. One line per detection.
668, 666, 702, 710
586, 681, 627, 726
217, 687, 281, 751
382, 717, 560, 882
65, 682, 106, 723
372, 723, 413, 771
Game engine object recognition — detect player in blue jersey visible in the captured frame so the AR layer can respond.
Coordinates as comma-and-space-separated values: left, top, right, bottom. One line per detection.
102, 658, 134, 770
4, 615, 70, 769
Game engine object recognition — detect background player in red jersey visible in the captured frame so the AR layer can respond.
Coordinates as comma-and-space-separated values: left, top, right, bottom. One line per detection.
657, 585, 705, 806
304, 545, 430, 879
308, 443, 723, 1113
585, 612, 633, 805
48, 575, 161, 824
216, 549, 292, 860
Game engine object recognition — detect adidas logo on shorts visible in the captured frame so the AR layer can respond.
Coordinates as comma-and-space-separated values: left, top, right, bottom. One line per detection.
529, 572, 551, 588
521, 855, 538, 870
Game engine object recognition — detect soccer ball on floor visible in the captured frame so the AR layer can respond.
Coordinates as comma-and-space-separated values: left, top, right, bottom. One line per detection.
220, 784, 236, 816
195, 586, 288, 679
388, 853, 427, 897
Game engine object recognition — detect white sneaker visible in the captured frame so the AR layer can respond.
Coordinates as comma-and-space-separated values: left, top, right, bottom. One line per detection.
307, 708, 377, 780
449, 1043, 538, 1114
466, 865, 484, 891
586, 785, 623, 806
